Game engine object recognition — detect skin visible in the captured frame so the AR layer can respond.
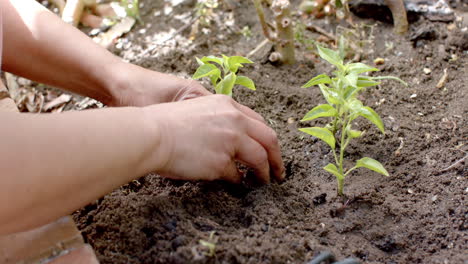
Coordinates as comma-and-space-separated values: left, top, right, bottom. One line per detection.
0, 0, 285, 235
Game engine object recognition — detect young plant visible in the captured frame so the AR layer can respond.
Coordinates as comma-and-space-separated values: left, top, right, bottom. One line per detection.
193, 55, 256, 96
199, 231, 217, 257
299, 44, 406, 196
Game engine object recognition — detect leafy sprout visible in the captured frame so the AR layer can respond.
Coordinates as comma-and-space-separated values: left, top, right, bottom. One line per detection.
193, 55, 256, 96
199, 231, 217, 257
300, 42, 407, 196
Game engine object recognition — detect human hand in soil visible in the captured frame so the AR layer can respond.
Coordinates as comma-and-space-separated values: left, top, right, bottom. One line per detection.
145, 95, 285, 184
106, 63, 212, 107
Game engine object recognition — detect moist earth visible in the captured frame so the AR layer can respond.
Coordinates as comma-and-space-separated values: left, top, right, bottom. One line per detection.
74, 0, 467, 263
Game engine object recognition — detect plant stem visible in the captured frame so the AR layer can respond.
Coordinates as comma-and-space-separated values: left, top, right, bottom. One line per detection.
384, 0, 408, 34
271, 0, 296, 64
337, 177, 344, 196
252, 0, 274, 41
337, 115, 350, 196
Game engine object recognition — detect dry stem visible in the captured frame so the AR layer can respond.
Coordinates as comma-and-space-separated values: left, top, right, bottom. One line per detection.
252, 0, 274, 41
271, 0, 295, 64
385, 0, 408, 34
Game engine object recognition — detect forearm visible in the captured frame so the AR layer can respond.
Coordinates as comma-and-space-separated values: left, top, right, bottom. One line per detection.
0, 108, 161, 234
1, 0, 124, 104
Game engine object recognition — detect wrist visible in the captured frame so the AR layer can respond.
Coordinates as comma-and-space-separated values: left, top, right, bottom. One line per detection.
139, 105, 173, 174
99, 61, 139, 107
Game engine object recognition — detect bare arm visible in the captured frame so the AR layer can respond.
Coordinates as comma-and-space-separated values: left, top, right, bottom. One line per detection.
1, 0, 209, 106
0, 106, 160, 234
1, 0, 122, 104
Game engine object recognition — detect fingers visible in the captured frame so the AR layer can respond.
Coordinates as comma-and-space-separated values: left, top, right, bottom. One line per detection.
235, 137, 270, 184
221, 158, 243, 184
231, 100, 266, 124
177, 80, 212, 101
222, 96, 284, 182
244, 117, 285, 182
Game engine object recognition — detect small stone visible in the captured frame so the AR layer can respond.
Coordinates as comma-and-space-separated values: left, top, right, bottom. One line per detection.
447, 23, 456, 31
320, 223, 325, 228
374, 57, 385, 65
408, 189, 414, 194
410, 94, 417, 98
431, 195, 438, 202
287, 117, 295, 124
138, 29, 147, 34
423, 68, 432, 75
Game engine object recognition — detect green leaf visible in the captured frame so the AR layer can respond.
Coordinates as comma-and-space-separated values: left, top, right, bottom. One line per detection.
371, 75, 408, 86
299, 127, 336, 149
356, 157, 389, 176
346, 63, 379, 74
302, 74, 332, 88
335, 0, 343, 8
345, 72, 359, 88
347, 129, 363, 139
235, 76, 256, 90
200, 56, 223, 66
215, 72, 236, 96
228, 56, 253, 73
210, 72, 221, 86
301, 104, 337, 121
316, 45, 343, 69
319, 84, 341, 105
324, 163, 344, 180
356, 76, 381, 87
221, 54, 230, 72
196, 57, 204, 66
359, 106, 385, 133
343, 85, 362, 99
193, 64, 219, 79
347, 98, 363, 112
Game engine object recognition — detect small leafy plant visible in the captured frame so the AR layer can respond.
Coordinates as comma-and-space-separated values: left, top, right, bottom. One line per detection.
193, 55, 256, 96
199, 231, 217, 257
299, 44, 406, 196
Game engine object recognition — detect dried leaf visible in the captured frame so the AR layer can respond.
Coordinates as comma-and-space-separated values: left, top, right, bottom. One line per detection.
93, 17, 136, 48
43, 94, 72, 111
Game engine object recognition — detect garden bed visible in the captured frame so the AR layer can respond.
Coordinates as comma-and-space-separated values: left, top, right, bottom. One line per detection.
74, 0, 467, 263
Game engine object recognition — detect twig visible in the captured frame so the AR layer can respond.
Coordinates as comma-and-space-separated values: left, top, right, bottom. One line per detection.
252, 0, 274, 41
306, 23, 336, 41
440, 155, 468, 172
394, 137, 404, 156
246, 38, 270, 58
436, 68, 448, 89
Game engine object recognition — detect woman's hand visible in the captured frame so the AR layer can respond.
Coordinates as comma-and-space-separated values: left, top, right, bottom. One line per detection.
145, 95, 285, 183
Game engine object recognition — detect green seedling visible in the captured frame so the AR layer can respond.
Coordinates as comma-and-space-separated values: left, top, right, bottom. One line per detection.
193, 55, 256, 96
299, 44, 406, 196
199, 231, 217, 257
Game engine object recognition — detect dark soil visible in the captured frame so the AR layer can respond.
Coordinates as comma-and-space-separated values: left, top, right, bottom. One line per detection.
74, 1, 467, 263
